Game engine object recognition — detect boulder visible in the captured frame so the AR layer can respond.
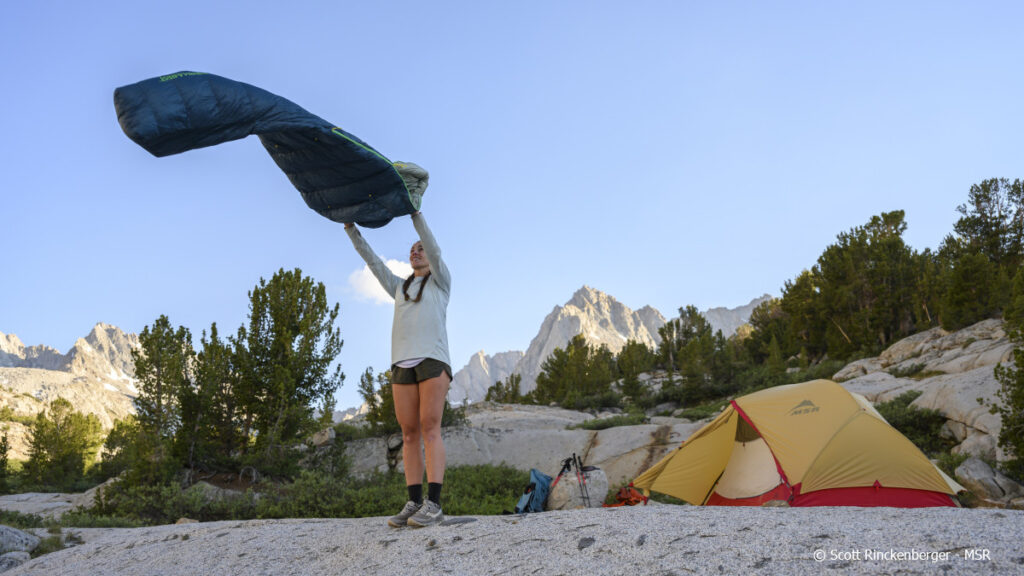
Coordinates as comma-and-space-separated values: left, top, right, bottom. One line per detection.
877, 326, 948, 367
465, 402, 592, 429
839, 359, 1008, 461
0, 525, 39, 554
184, 481, 248, 505
546, 467, 608, 510
343, 403, 705, 487
0, 551, 31, 573
311, 427, 335, 447
910, 367, 1003, 435
838, 371, 916, 402
873, 320, 1012, 376
343, 426, 593, 477
646, 402, 677, 417
955, 457, 1024, 505
952, 432, 1000, 461
586, 422, 704, 488
832, 358, 883, 382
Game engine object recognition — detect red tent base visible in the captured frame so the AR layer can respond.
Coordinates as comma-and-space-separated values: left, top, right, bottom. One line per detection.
706, 483, 792, 506
704, 483, 958, 507
791, 485, 958, 508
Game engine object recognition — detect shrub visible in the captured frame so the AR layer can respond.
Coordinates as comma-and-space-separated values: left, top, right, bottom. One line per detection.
934, 452, 969, 478
676, 399, 730, 421
874, 391, 954, 456
0, 509, 46, 530
83, 464, 531, 525
888, 363, 925, 378
570, 411, 648, 431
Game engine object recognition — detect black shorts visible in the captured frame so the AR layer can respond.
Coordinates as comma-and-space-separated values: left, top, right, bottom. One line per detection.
391, 358, 453, 384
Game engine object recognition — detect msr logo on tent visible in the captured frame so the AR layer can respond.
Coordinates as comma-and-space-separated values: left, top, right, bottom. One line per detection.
788, 400, 820, 416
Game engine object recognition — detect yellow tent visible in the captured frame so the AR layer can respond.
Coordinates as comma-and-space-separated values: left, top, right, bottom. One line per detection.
633, 379, 964, 507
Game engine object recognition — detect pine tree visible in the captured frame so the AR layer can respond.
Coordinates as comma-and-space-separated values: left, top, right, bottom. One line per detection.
994, 268, 1024, 480
941, 252, 998, 330
617, 340, 656, 402
234, 268, 344, 474
358, 367, 400, 437
133, 316, 193, 439
178, 323, 236, 472
23, 398, 103, 489
0, 429, 9, 493
485, 373, 523, 403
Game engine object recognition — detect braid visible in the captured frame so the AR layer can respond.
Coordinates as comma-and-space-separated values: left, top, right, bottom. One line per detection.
403, 271, 431, 302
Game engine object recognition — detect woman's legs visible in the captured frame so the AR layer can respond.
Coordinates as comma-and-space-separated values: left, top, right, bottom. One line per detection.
392, 383, 423, 488
418, 372, 451, 484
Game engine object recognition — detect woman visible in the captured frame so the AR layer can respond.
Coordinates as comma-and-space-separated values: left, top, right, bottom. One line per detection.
345, 210, 452, 528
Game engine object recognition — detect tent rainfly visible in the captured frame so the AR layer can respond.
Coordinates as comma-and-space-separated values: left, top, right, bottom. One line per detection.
632, 379, 964, 507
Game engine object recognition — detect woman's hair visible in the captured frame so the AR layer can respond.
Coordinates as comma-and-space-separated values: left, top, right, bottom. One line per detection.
402, 271, 431, 302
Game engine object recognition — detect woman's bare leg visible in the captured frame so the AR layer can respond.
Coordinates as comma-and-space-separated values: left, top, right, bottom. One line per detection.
418, 372, 450, 484
392, 383, 423, 487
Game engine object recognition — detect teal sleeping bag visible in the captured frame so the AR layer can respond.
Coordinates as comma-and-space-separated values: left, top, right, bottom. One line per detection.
113, 71, 422, 228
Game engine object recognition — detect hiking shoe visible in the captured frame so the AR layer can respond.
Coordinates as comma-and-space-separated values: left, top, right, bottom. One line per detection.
387, 500, 421, 528
407, 500, 444, 528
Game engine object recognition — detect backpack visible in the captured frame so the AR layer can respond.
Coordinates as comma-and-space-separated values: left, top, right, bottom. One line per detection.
514, 468, 553, 513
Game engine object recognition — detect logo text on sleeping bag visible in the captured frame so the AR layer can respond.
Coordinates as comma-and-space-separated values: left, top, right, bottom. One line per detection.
788, 400, 820, 416
159, 72, 208, 82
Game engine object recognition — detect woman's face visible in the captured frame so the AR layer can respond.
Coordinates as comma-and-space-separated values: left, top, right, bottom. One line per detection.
410, 241, 429, 272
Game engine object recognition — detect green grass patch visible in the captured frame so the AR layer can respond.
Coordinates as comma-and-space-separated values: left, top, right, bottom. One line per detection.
569, 412, 648, 431
888, 363, 925, 378
0, 508, 47, 529
676, 399, 730, 421
31, 534, 66, 558
84, 464, 531, 525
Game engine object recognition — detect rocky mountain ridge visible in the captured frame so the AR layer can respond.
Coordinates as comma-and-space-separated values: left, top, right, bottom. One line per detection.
0, 324, 139, 460
449, 288, 771, 404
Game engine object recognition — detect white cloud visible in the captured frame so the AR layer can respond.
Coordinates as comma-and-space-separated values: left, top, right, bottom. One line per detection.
348, 259, 413, 305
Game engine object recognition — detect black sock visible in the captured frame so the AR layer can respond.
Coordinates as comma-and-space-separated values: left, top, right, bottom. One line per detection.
428, 482, 443, 506
407, 484, 423, 504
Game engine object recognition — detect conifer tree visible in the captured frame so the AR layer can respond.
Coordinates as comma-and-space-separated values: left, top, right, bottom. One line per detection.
994, 268, 1024, 480
485, 373, 523, 403
941, 252, 998, 330
178, 323, 236, 471
23, 398, 103, 489
133, 316, 193, 439
0, 429, 9, 493
234, 268, 344, 474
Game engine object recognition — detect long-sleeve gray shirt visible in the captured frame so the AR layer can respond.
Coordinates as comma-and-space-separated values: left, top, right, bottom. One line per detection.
346, 213, 452, 367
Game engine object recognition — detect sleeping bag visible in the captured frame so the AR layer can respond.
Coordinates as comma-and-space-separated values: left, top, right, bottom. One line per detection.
113, 71, 424, 228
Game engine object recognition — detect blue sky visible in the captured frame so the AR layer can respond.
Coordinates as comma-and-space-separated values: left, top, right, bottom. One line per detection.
3, 1, 1022, 411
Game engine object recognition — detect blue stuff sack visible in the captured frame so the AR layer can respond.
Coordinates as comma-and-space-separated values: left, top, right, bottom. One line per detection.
514, 468, 553, 513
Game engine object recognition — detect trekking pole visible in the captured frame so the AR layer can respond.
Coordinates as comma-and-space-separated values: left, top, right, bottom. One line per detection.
575, 453, 592, 507
550, 457, 573, 490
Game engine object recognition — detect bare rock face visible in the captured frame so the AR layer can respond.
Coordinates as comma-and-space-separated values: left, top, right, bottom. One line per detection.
955, 457, 1024, 507
0, 324, 140, 460
703, 294, 772, 338
449, 350, 524, 405
836, 319, 1015, 462
63, 323, 139, 382
0, 525, 40, 554
449, 290, 770, 405
547, 466, 608, 510
513, 286, 666, 395
343, 402, 705, 498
